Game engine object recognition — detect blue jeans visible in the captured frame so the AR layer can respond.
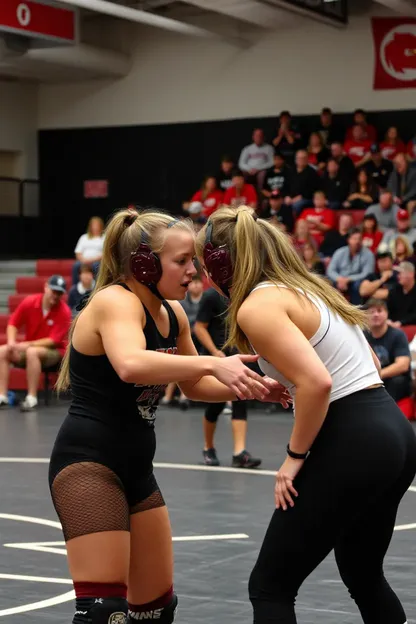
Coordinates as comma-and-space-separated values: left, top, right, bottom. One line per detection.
292, 198, 312, 217
72, 260, 100, 285
331, 279, 362, 305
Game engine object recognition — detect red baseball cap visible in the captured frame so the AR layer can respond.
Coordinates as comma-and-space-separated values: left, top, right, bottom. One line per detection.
397, 209, 409, 220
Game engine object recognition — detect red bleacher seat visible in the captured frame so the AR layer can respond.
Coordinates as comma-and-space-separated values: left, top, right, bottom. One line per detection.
16, 275, 72, 293
336, 210, 366, 227
8, 367, 58, 392
0, 315, 9, 332
16, 276, 46, 294
397, 397, 415, 420
402, 325, 416, 342
36, 259, 74, 277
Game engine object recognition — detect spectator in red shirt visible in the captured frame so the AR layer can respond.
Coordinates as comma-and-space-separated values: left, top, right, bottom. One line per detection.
380, 127, 406, 162
223, 169, 257, 209
0, 275, 71, 411
346, 109, 377, 143
189, 176, 224, 218
298, 190, 336, 247
344, 125, 372, 168
361, 214, 383, 254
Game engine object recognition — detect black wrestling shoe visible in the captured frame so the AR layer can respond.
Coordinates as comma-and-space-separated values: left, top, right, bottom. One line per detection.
232, 450, 262, 469
202, 448, 220, 466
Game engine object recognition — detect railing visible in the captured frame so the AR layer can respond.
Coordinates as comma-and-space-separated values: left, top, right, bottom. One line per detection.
0, 177, 39, 217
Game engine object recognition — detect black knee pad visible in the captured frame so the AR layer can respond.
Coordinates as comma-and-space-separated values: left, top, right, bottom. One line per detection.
128, 594, 178, 622
73, 597, 128, 624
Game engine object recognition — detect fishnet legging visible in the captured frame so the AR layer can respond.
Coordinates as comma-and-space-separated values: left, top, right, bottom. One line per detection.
51, 462, 165, 541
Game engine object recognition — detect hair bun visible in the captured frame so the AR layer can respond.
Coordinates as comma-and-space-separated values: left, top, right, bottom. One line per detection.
124, 210, 138, 226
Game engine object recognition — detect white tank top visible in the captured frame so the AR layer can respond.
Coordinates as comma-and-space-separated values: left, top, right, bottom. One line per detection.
251, 282, 382, 405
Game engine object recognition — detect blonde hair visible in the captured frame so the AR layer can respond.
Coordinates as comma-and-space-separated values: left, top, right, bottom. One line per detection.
56, 208, 194, 392
394, 235, 412, 259
195, 206, 367, 354
87, 216, 105, 238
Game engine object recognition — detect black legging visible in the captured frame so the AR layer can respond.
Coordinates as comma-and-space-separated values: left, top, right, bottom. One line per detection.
249, 387, 416, 624
205, 400, 247, 423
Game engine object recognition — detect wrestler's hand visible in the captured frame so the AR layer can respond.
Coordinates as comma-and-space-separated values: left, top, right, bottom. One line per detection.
275, 456, 304, 511
213, 354, 272, 401
259, 378, 292, 408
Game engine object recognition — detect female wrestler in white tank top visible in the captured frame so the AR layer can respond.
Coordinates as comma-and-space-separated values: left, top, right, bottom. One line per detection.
251, 281, 382, 404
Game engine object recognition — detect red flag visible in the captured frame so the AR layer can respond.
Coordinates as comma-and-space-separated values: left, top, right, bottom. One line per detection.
372, 17, 416, 90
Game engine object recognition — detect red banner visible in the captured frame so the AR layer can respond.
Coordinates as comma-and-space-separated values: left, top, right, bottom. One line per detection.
372, 17, 416, 90
0, 0, 75, 43
84, 181, 109, 199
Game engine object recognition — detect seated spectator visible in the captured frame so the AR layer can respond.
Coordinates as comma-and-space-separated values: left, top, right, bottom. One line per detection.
265, 189, 294, 233
364, 298, 412, 403
379, 209, 416, 253
345, 109, 377, 143
327, 228, 375, 304
238, 128, 274, 189
387, 261, 416, 327
298, 190, 336, 247
301, 240, 326, 276
72, 216, 105, 285
344, 125, 372, 169
387, 153, 416, 216
217, 155, 235, 192
320, 213, 354, 258
0, 276, 71, 411
262, 152, 291, 199
392, 235, 413, 267
344, 168, 378, 210
315, 107, 343, 147
272, 110, 301, 163
380, 127, 406, 162
364, 144, 393, 190
330, 141, 356, 184
365, 190, 399, 231
68, 264, 95, 317
359, 251, 398, 302
307, 132, 330, 174
223, 169, 257, 209
285, 149, 321, 216
322, 158, 350, 210
185, 201, 206, 228
361, 214, 383, 253
407, 135, 416, 162
189, 175, 224, 218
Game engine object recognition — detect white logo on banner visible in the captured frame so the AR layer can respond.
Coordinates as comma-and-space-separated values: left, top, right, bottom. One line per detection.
16, 3, 31, 27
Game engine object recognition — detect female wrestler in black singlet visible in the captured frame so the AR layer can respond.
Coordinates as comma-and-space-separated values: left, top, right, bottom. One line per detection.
50, 208, 287, 624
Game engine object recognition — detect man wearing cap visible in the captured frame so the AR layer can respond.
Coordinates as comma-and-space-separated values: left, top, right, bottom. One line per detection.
378, 208, 416, 253
0, 275, 71, 411
364, 144, 393, 190
265, 189, 294, 233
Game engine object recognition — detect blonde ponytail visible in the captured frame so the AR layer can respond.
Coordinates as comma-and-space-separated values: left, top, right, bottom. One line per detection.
195, 206, 367, 354
56, 208, 194, 393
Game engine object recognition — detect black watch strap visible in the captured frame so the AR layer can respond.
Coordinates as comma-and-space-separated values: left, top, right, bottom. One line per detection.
286, 444, 309, 460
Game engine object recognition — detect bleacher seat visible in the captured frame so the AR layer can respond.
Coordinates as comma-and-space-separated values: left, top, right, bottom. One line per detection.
36, 259, 74, 277
397, 397, 415, 420
16, 275, 71, 294
8, 294, 26, 313
16, 276, 46, 294
0, 315, 9, 332
402, 325, 416, 343
337, 210, 366, 226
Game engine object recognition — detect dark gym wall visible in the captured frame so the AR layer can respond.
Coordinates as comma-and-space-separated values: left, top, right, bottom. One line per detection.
8, 108, 416, 258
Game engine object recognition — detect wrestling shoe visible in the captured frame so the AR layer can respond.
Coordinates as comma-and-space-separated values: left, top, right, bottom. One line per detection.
232, 450, 262, 469
202, 448, 220, 466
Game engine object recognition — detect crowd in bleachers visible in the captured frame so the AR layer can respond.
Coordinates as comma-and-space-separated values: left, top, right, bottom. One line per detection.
183, 107, 416, 319
1, 106, 416, 415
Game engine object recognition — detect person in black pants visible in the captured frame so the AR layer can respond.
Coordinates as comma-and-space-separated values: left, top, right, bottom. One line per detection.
194, 287, 262, 468
196, 206, 416, 624
49, 208, 285, 624
364, 298, 412, 403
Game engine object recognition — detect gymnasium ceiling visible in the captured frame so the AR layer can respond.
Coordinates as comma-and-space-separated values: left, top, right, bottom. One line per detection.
0, 0, 414, 83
